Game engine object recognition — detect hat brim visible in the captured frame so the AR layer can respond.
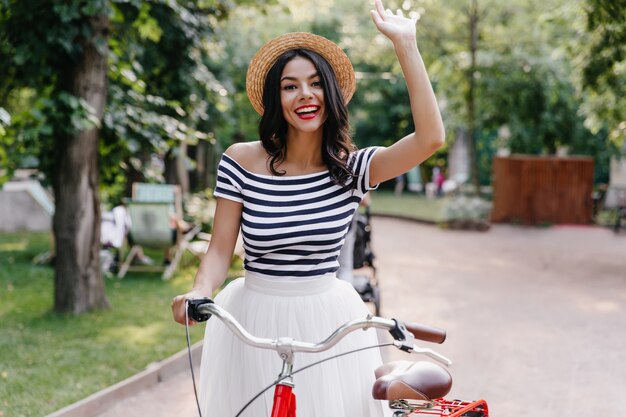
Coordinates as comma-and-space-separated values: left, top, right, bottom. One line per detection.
246, 32, 356, 115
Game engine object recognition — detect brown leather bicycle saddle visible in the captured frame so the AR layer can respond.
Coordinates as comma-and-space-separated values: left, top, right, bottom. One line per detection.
372, 361, 452, 401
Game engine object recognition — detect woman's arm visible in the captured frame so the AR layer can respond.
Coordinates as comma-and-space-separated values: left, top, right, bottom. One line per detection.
368, 0, 445, 186
171, 197, 242, 325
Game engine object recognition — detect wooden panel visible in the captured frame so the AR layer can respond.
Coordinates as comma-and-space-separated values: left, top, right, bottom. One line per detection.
492, 156, 594, 224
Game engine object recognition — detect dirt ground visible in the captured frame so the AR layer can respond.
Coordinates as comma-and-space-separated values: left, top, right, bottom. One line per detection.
93, 218, 626, 417
373, 218, 626, 417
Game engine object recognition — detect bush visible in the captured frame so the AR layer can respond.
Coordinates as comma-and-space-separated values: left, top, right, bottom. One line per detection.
439, 195, 492, 231
184, 189, 216, 234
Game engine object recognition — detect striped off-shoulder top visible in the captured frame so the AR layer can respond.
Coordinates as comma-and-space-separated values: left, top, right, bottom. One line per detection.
214, 147, 381, 280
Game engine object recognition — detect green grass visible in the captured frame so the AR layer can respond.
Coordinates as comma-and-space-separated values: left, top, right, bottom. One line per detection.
370, 191, 619, 227
370, 190, 447, 222
0, 232, 240, 417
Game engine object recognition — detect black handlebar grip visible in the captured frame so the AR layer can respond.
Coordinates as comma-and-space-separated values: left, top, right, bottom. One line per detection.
187, 298, 214, 322
405, 322, 447, 344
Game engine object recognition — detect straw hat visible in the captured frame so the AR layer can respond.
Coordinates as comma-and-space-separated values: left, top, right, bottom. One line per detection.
246, 32, 356, 115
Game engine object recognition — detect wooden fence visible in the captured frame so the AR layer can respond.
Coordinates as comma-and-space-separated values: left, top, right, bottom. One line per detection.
491, 155, 595, 224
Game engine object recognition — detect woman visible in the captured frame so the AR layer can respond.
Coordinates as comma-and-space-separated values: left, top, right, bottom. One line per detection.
171, 1, 444, 415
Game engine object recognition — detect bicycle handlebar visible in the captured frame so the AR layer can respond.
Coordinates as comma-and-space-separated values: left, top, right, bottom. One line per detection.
187, 298, 451, 366
405, 322, 447, 344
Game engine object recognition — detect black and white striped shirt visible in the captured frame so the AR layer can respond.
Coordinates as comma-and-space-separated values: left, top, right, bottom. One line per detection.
214, 147, 380, 280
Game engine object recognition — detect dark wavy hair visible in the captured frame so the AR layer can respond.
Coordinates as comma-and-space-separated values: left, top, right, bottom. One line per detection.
258, 49, 356, 187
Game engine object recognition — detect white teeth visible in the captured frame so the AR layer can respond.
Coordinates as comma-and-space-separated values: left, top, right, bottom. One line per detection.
295, 106, 318, 114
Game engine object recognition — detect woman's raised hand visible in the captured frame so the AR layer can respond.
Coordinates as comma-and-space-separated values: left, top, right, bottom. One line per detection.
370, 0, 417, 44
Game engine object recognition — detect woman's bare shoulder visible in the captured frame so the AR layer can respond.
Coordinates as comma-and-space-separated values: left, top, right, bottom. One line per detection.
224, 141, 267, 172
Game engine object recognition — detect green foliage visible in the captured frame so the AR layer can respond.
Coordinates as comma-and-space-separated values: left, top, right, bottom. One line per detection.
478, 61, 581, 153
0, 0, 275, 195
1, 0, 622, 192
351, 75, 411, 148
416, 0, 619, 183
583, 0, 625, 92
0, 0, 111, 186
98, 0, 275, 202
184, 188, 217, 233
1, 91, 101, 185
0, 0, 110, 88
206, 0, 621, 186
100, 0, 232, 200
579, 0, 626, 145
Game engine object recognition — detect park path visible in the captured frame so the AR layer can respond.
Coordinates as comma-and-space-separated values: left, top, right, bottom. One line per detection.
95, 218, 626, 417
375, 219, 626, 417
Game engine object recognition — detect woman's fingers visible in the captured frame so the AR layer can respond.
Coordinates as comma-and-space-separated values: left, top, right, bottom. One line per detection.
374, 0, 386, 17
370, 0, 386, 26
171, 294, 195, 325
371, 0, 418, 42
370, 9, 383, 26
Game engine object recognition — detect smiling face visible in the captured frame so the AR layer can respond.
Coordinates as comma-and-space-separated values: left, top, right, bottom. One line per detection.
279, 56, 326, 135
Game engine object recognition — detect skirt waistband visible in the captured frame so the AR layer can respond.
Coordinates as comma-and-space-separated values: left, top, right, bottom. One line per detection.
244, 271, 337, 296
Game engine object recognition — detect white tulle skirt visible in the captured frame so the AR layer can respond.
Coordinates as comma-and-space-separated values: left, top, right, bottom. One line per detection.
198, 272, 391, 417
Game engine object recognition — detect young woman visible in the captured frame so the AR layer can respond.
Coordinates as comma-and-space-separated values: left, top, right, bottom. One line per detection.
171, 1, 444, 415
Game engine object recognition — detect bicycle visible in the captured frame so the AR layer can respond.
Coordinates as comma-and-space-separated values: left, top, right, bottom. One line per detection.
186, 298, 488, 417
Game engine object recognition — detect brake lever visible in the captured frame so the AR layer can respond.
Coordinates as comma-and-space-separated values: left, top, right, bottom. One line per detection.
412, 344, 452, 367
388, 319, 416, 352
187, 298, 214, 322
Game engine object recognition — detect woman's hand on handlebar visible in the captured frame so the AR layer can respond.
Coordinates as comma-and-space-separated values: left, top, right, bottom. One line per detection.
171, 287, 212, 326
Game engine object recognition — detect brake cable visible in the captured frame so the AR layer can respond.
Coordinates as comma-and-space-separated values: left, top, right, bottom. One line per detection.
185, 300, 203, 417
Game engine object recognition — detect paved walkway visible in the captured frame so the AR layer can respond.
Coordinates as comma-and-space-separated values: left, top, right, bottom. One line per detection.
97, 371, 198, 417
92, 219, 626, 417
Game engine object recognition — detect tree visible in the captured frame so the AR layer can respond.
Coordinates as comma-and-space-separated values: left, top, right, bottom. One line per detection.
99, 0, 275, 198
0, 0, 273, 314
580, 0, 626, 147
1, 0, 111, 313
53, 13, 110, 313
466, 0, 480, 193
204, 0, 622, 186
407, 0, 620, 184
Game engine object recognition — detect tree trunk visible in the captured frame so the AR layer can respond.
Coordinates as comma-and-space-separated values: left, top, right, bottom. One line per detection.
177, 141, 189, 194
192, 142, 206, 191
53, 15, 110, 314
467, 0, 481, 195
164, 143, 190, 193
191, 141, 217, 192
